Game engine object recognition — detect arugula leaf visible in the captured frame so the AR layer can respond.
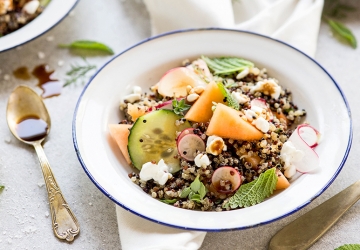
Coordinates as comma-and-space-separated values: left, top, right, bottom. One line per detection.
217, 82, 240, 110
225, 168, 277, 209
201, 55, 254, 75
172, 99, 191, 115
335, 244, 360, 250
160, 199, 178, 204
327, 19, 357, 49
59, 40, 114, 55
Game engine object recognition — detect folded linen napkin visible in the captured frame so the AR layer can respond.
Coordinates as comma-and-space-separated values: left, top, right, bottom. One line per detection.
117, 0, 324, 249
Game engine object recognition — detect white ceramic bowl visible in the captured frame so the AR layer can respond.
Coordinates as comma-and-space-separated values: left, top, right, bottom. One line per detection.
0, 0, 78, 52
73, 29, 352, 231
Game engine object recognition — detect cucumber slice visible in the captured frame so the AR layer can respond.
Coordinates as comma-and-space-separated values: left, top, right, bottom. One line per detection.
128, 109, 191, 173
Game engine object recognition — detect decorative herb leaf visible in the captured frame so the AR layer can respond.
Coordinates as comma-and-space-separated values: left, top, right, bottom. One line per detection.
39, 0, 51, 6
59, 40, 114, 55
180, 187, 191, 198
335, 244, 360, 250
0, 186, 4, 192
180, 176, 207, 203
327, 19, 357, 48
190, 175, 201, 192
160, 199, 178, 204
217, 82, 240, 110
63, 57, 97, 87
201, 55, 254, 75
172, 99, 191, 115
225, 168, 277, 209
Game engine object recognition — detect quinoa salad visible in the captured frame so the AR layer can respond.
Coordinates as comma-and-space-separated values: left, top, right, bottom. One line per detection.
109, 56, 321, 211
0, 0, 50, 37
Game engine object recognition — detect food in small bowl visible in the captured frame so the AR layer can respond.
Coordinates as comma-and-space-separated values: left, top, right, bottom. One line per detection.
109, 55, 321, 211
73, 29, 351, 231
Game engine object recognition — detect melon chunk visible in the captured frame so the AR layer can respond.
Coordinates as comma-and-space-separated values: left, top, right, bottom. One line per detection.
108, 124, 132, 164
206, 103, 263, 141
185, 81, 225, 123
275, 169, 290, 190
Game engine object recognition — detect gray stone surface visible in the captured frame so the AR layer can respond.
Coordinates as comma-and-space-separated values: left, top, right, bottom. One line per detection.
0, 0, 359, 249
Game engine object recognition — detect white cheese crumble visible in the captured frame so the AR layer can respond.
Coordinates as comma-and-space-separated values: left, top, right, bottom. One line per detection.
250, 79, 281, 99
23, 0, 40, 15
231, 91, 249, 104
252, 116, 269, 133
244, 109, 257, 121
206, 136, 227, 155
236, 67, 249, 79
194, 153, 210, 168
122, 86, 142, 104
280, 141, 305, 178
139, 159, 172, 185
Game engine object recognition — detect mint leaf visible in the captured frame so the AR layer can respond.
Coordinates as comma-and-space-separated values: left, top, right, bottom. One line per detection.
172, 99, 191, 115
217, 82, 240, 110
226, 168, 277, 209
160, 199, 178, 204
335, 244, 360, 250
59, 40, 114, 54
327, 19, 357, 49
190, 175, 201, 192
201, 56, 254, 75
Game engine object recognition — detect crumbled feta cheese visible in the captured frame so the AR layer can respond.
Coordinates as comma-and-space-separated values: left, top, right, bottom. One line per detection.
133, 86, 142, 95
139, 159, 172, 185
123, 93, 141, 103
194, 153, 210, 168
250, 79, 281, 99
206, 136, 227, 155
252, 117, 269, 133
244, 109, 257, 121
280, 141, 305, 178
23, 0, 40, 15
236, 67, 249, 79
250, 105, 264, 114
231, 91, 249, 104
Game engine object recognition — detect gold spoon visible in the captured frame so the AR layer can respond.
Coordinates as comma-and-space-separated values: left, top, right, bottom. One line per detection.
6, 85, 80, 242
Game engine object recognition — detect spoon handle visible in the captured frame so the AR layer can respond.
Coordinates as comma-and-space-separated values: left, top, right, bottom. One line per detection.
269, 180, 360, 250
33, 142, 80, 242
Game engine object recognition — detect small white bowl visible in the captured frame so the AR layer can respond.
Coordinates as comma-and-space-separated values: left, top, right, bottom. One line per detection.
0, 0, 78, 52
73, 29, 352, 231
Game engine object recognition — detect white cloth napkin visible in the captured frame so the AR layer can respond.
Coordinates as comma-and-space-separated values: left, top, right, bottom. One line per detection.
117, 0, 324, 249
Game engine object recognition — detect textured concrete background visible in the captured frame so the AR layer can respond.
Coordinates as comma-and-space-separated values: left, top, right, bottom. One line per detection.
0, 0, 359, 249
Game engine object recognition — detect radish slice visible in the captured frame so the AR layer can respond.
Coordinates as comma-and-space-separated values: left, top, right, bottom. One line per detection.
157, 67, 206, 98
148, 98, 184, 112
177, 128, 195, 143
177, 134, 205, 161
283, 125, 320, 173
250, 98, 273, 120
211, 166, 242, 193
298, 124, 321, 148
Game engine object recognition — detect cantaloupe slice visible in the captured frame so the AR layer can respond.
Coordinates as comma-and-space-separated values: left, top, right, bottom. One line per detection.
108, 124, 132, 164
275, 169, 290, 190
185, 81, 225, 123
206, 103, 263, 141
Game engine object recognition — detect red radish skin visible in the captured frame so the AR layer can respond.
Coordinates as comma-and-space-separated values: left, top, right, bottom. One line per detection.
297, 124, 321, 148
211, 166, 242, 193
177, 134, 205, 161
176, 128, 195, 143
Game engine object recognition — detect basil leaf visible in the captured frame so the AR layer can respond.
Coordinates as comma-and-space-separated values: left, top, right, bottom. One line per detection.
160, 199, 178, 204
328, 19, 357, 48
190, 176, 201, 192
180, 187, 191, 198
59, 40, 114, 54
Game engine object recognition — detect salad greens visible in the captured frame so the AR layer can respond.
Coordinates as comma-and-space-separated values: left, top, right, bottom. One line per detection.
201, 55, 253, 75
59, 40, 114, 55
217, 82, 240, 110
335, 244, 360, 250
225, 168, 277, 209
180, 175, 207, 203
0, 185, 4, 192
172, 99, 191, 115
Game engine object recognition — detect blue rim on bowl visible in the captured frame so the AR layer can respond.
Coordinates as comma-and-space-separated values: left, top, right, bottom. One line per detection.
72, 28, 353, 231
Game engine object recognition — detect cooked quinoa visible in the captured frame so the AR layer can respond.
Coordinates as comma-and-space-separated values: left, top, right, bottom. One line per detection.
120, 57, 306, 211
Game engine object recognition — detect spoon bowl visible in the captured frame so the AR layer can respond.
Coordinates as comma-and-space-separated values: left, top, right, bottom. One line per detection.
6, 85, 80, 242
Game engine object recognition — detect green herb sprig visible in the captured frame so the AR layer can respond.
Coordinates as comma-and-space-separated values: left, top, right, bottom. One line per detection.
172, 99, 191, 115
224, 168, 277, 209
201, 55, 254, 76
217, 82, 240, 110
180, 175, 207, 203
59, 40, 114, 55
63, 58, 97, 87
335, 244, 360, 250
0, 186, 4, 192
